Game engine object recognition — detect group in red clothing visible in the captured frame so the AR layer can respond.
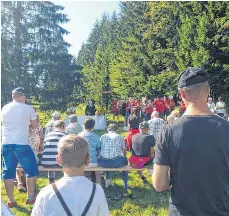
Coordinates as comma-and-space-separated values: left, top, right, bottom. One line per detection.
111, 95, 180, 123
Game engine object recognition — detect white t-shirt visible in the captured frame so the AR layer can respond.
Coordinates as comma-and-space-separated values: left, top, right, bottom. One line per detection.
216, 101, 226, 114
32, 176, 110, 216
1, 101, 37, 144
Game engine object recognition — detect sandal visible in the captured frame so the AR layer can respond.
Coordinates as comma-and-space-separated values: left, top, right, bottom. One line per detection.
17, 183, 26, 192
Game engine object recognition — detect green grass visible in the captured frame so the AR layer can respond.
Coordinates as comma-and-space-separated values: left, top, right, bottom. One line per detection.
1, 111, 170, 215
1, 168, 169, 216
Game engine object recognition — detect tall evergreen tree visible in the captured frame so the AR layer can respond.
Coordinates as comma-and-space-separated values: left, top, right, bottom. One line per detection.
1, 1, 82, 110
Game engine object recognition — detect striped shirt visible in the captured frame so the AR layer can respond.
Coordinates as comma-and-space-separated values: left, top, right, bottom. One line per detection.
41, 129, 67, 166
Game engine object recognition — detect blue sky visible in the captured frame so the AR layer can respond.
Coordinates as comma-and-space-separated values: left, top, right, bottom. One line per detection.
54, 1, 120, 57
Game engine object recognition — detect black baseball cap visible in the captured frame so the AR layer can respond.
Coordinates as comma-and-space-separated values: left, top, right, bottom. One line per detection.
178, 67, 208, 88
12, 87, 28, 95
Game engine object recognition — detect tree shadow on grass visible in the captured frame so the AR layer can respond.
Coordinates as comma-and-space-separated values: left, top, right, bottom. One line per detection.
104, 184, 169, 214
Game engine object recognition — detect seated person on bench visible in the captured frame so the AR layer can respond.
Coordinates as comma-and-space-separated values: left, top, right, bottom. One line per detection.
129, 121, 155, 183
78, 118, 101, 183
98, 124, 128, 189
32, 135, 109, 216
41, 120, 67, 184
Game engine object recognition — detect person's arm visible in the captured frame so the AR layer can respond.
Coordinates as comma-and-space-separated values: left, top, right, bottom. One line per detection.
127, 117, 131, 131
30, 107, 38, 129
96, 136, 101, 156
152, 164, 170, 192
150, 147, 155, 158
152, 127, 171, 192
150, 135, 156, 158
120, 136, 127, 156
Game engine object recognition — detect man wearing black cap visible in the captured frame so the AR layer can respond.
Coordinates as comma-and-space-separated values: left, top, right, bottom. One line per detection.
152, 68, 229, 216
1, 87, 39, 207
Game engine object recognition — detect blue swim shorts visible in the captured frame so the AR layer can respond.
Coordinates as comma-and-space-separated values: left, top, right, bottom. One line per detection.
1, 144, 39, 180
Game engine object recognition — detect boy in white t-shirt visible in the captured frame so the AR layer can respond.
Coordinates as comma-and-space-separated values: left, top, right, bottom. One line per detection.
32, 135, 110, 216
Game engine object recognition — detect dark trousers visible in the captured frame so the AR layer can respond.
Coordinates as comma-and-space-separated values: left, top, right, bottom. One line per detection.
98, 156, 128, 189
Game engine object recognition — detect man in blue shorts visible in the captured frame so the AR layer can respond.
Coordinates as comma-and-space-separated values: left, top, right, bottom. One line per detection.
1, 87, 39, 208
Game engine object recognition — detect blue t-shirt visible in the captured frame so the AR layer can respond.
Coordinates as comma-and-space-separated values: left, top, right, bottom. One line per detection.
79, 131, 101, 163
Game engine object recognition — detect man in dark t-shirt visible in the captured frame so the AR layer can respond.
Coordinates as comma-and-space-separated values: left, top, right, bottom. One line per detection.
153, 67, 229, 216
130, 122, 155, 183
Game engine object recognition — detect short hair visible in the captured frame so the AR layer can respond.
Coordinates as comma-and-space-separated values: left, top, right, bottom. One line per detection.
12, 93, 23, 99
179, 81, 209, 95
84, 118, 95, 130
58, 135, 88, 168
151, 111, 159, 117
54, 120, 65, 129
69, 114, 77, 123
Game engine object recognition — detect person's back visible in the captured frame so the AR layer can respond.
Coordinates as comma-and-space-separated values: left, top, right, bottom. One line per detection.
153, 67, 229, 216
2, 101, 36, 144
132, 133, 155, 157
129, 116, 141, 129
100, 132, 124, 159
32, 176, 108, 216
164, 115, 229, 215
79, 130, 100, 163
42, 123, 67, 167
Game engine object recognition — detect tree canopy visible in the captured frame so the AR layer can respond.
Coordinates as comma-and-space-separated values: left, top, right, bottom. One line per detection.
1, 1, 82, 110
2, 1, 229, 110
77, 1, 229, 107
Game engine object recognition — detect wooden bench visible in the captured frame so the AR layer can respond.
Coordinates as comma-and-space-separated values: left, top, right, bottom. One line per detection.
17, 165, 152, 189
35, 165, 147, 172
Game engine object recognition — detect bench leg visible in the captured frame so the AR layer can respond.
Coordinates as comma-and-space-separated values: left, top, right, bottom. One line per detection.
91, 171, 96, 183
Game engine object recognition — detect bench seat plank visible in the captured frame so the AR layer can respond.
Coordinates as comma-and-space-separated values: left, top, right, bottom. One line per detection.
17, 165, 149, 172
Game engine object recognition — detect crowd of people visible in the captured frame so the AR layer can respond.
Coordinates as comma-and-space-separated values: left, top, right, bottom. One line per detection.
1, 67, 229, 216
111, 94, 228, 124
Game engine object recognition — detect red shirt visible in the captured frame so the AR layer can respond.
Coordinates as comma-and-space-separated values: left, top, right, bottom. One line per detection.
166, 99, 175, 110
153, 99, 166, 113
145, 105, 153, 114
